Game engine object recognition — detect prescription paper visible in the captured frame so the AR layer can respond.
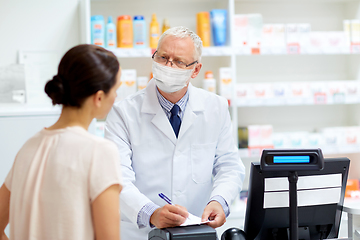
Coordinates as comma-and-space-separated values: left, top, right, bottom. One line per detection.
180, 212, 210, 226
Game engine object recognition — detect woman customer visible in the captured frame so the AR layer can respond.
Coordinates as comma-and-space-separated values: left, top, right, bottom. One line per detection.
0, 44, 122, 240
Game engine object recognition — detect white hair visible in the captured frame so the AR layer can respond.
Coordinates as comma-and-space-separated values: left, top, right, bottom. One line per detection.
157, 26, 203, 62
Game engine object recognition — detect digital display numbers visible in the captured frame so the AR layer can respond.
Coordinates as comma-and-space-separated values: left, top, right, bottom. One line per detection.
273, 156, 310, 164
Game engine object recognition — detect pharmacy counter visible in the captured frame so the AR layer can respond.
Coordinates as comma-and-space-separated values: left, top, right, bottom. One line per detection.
0, 105, 61, 184
215, 198, 359, 239
343, 198, 360, 240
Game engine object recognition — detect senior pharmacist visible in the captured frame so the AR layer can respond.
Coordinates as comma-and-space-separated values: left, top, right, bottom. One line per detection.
105, 26, 245, 240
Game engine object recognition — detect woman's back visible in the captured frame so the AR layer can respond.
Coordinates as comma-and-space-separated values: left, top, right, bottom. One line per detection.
0, 44, 122, 240
5, 126, 120, 240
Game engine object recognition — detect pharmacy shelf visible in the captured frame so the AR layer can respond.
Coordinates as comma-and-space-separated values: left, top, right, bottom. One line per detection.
236, 99, 360, 107
237, 46, 356, 55
239, 145, 360, 158
108, 46, 234, 58
108, 46, 359, 58
235, 0, 357, 3
110, 48, 152, 58
85, 0, 360, 175
202, 46, 233, 56
235, 80, 360, 106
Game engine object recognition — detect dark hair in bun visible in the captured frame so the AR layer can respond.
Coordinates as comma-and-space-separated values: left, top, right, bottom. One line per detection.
45, 44, 120, 107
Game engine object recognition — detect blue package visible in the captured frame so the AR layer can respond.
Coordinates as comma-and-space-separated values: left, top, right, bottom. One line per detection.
133, 15, 147, 48
91, 15, 105, 47
210, 9, 227, 46
105, 16, 116, 49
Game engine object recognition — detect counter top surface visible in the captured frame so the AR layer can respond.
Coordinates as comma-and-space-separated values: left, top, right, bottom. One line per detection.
343, 198, 360, 214
0, 104, 61, 117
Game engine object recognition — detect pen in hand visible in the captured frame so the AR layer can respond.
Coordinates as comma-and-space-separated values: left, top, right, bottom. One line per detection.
158, 192, 208, 225
159, 193, 190, 221
155, 193, 191, 227
158, 193, 174, 205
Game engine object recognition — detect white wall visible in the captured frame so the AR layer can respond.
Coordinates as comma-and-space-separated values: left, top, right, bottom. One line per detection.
0, 0, 83, 66
0, 0, 84, 176
0, 0, 83, 181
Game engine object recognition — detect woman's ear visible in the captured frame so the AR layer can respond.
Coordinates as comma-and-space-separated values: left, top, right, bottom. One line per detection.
93, 90, 105, 108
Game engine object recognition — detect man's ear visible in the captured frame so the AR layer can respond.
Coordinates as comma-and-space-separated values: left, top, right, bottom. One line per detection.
93, 90, 105, 108
191, 62, 202, 79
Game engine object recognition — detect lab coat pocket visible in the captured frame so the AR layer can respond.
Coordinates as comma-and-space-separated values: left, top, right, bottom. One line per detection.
191, 142, 216, 184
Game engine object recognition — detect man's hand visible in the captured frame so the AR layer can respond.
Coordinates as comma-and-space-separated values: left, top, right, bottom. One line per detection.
150, 204, 189, 229
201, 201, 226, 228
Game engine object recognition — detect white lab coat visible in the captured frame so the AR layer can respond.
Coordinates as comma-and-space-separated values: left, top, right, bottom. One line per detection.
105, 79, 245, 240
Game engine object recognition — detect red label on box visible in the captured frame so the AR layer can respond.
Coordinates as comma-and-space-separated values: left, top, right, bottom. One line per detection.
287, 43, 300, 54
314, 92, 327, 104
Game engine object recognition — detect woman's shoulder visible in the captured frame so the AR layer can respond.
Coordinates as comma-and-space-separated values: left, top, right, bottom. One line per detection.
63, 126, 117, 149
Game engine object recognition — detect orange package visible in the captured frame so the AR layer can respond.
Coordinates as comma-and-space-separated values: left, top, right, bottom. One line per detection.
345, 179, 360, 198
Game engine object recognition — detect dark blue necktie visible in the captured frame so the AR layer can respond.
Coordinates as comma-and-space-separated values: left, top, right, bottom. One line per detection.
170, 104, 181, 138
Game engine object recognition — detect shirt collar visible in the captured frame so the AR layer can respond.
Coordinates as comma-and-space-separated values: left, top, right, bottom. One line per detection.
155, 87, 189, 114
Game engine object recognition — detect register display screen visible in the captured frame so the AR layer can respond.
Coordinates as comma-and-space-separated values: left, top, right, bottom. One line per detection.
265, 155, 315, 165
261, 149, 324, 172
273, 156, 310, 164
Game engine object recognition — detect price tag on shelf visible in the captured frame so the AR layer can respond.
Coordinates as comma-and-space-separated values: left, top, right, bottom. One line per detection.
287, 43, 300, 54
351, 43, 360, 54
314, 92, 327, 104
332, 93, 345, 104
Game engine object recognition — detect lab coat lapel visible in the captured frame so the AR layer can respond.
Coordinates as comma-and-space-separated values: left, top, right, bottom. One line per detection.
141, 79, 177, 144
178, 83, 205, 138
151, 109, 177, 144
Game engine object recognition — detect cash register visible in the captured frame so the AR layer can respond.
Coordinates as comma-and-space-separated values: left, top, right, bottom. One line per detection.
148, 224, 217, 240
149, 149, 350, 240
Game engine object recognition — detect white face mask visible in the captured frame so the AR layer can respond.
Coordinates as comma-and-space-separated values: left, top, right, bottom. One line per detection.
152, 61, 194, 93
